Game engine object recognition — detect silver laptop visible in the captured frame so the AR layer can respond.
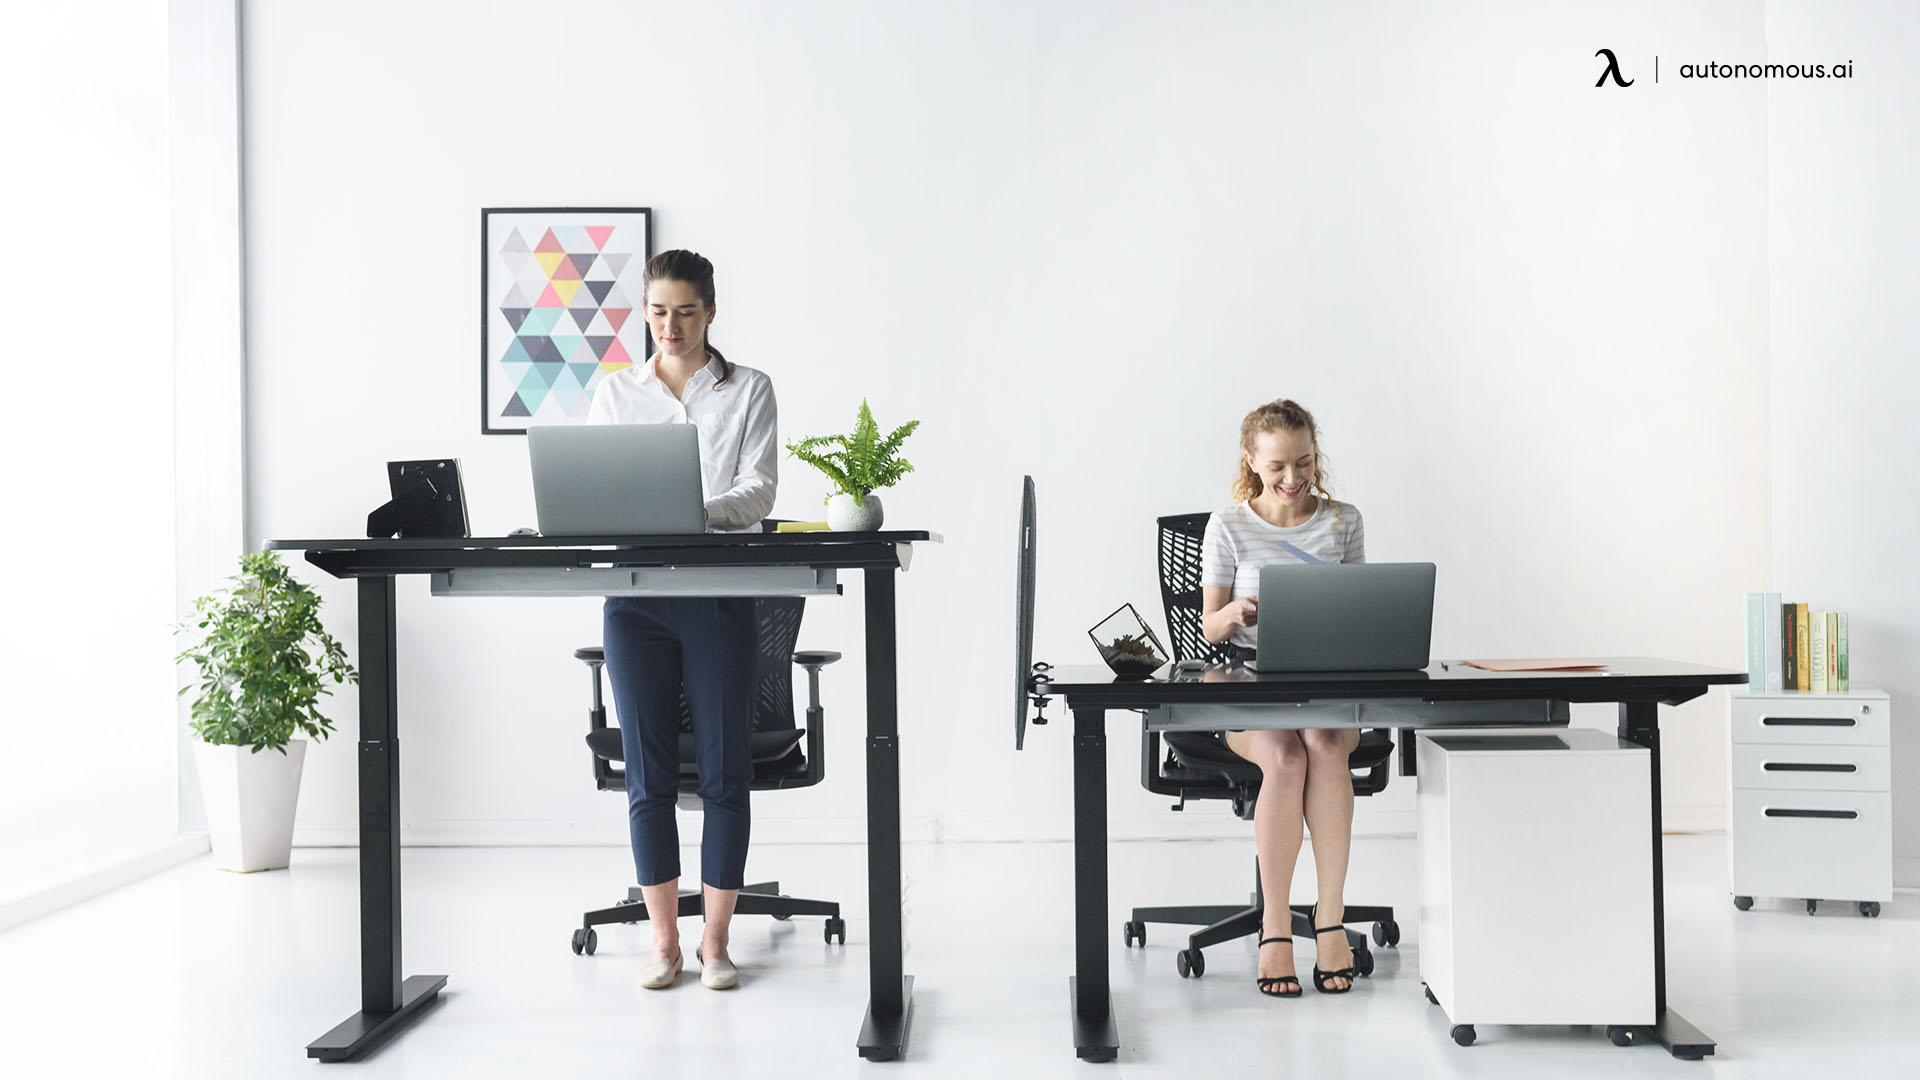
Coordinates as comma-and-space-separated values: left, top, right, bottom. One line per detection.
1249, 562, 1436, 672
527, 423, 706, 536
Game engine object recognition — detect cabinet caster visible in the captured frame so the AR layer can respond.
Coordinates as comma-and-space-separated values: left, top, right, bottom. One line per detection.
1806, 899, 1818, 916
1423, 984, 1438, 1006
1176, 948, 1205, 978
1859, 901, 1881, 918
1732, 895, 1753, 911
824, 917, 847, 944
1372, 919, 1401, 947
1607, 1025, 1636, 1047
570, 927, 597, 956
1451, 1024, 1476, 1047
1123, 920, 1146, 947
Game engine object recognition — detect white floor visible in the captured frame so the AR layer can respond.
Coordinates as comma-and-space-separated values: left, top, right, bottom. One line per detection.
1, 834, 1914, 1079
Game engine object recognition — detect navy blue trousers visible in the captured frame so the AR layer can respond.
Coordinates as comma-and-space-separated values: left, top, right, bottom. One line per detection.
602, 596, 758, 890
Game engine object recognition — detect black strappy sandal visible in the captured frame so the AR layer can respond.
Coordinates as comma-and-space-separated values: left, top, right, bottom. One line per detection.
1311, 923, 1359, 994
1256, 936, 1302, 998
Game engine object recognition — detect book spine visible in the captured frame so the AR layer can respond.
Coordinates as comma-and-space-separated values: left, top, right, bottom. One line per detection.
1746, 593, 1765, 689
1810, 611, 1828, 693
1763, 593, 1784, 692
1783, 603, 1797, 689
1796, 603, 1811, 691
1827, 611, 1839, 691
1838, 612, 1849, 692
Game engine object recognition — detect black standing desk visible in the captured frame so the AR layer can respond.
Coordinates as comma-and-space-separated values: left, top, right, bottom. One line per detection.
1027, 658, 1745, 1063
265, 531, 937, 1063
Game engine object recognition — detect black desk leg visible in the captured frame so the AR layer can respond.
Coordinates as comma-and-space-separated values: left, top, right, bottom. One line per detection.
1070, 707, 1119, 1063
1618, 700, 1714, 1062
307, 575, 447, 1062
857, 568, 913, 1061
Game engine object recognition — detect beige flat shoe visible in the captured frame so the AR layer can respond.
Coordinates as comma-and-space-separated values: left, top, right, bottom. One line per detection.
637, 952, 683, 990
700, 953, 740, 990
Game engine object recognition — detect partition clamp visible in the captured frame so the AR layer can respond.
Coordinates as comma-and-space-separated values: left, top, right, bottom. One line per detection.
1028, 661, 1054, 725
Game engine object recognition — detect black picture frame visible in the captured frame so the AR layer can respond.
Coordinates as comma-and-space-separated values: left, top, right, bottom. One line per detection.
480, 206, 653, 435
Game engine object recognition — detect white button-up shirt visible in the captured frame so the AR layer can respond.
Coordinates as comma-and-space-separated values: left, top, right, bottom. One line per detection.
586, 353, 778, 532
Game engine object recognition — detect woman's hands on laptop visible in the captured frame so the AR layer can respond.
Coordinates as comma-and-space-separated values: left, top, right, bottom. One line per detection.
1223, 596, 1258, 628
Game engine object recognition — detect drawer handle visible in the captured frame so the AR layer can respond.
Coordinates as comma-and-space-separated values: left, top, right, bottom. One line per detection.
1761, 716, 1855, 727
1764, 808, 1858, 819
1762, 762, 1857, 773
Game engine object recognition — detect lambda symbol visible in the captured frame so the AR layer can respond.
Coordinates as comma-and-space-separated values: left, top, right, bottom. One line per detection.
1595, 49, 1634, 87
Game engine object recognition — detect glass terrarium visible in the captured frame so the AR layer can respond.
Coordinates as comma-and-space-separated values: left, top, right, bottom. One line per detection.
1088, 603, 1170, 678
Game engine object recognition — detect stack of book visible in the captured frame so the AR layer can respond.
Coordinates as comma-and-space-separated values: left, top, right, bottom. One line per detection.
1744, 592, 1850, 692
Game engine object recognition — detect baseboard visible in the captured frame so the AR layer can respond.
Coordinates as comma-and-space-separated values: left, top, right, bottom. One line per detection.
0, 834, 209, 933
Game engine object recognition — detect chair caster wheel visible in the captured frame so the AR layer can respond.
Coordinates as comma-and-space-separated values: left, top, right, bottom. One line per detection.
1123, 920, 1146, 947
1733, 895, 1753, 911
825, 917, 847, 944
1423, 984, 1438, 1006
1806, 899, 1818, 915
1607, 1025, 1635, 1047
1354, 946, 1375, 977
1859, 901, 1881, 918
570, 927, 597, 956
1176, 948, 1205, 978
1451, 1024, 1476, 1047
1372, 919, 1400, 947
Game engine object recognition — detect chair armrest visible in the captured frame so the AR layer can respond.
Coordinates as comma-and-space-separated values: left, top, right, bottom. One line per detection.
573, 646, 604, 663
793, 650, 842, 667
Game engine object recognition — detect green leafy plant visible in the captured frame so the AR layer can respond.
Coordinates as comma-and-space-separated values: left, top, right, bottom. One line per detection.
176, 551, 357, 754
785, 398, 921, 501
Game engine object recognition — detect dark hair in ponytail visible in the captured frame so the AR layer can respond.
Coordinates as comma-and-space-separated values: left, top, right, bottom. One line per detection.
641, 249, 733, 386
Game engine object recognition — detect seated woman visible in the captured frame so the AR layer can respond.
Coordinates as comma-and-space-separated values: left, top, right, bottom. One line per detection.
1199, 398, 1366, 998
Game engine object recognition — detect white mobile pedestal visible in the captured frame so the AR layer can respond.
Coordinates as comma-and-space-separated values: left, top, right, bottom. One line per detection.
1728, 688, 1891, 917
1417, 728, 1653, 1048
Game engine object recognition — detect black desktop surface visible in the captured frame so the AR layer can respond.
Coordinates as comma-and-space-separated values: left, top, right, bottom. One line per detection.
1037, 657, 1747, 706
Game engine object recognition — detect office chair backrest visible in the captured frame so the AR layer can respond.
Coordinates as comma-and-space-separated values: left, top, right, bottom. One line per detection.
1157, 513, 1225, 665
669, 596, 804, 736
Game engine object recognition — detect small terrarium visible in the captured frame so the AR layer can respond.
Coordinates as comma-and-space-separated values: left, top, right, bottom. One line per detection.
1089, 603, 1170, 678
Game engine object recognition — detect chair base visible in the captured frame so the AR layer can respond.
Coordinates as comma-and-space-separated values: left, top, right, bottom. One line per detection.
582, 880, 841, 930
1129, 899, 1393, 957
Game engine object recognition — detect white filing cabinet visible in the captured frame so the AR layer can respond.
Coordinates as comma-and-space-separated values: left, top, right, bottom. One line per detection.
1417, 728, 1653, 1047
1727, 688, 1892, 916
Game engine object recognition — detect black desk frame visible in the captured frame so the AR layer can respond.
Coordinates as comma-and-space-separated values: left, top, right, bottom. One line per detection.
1036, 660, 1745, 1063
267, 533, 932, 1063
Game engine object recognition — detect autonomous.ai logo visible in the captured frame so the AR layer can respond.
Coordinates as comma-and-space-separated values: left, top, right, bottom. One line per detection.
1595, 48, 1634, 87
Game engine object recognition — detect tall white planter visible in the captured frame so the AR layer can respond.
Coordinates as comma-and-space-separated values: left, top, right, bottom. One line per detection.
194, 739, 308, 872
826, 492, 884, 531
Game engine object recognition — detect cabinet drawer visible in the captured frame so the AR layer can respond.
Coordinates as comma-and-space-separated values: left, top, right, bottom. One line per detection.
1729, 695, 1888, 746
1729, 788, 1892, 902
1731, 743, 1890, 792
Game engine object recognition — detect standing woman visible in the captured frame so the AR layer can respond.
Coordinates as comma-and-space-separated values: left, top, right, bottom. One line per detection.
1199, 398, 1366, 998
587, 249, 778, 991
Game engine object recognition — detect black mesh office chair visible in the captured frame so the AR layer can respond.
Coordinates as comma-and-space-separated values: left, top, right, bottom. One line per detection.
1122, 512, 1401, 979
566, 595, 848, 955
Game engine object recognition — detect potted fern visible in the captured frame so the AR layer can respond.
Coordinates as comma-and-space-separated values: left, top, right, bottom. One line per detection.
176, 551, 356, 872
786, 399, 921, 531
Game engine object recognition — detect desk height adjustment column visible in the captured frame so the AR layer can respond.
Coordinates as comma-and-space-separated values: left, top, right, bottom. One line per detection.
857, 567, 914, 1061
307, 575, 446, 1062
1071, 706, 1119, 1063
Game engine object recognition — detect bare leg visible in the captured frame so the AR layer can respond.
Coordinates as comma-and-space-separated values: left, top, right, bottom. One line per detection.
1302, 727, 1361, 989
1225, 728, 1308, 986
701, 884, 739, 964
640, 879, 682, 962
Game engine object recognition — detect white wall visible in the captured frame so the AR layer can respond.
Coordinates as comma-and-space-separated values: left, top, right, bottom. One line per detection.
0, 1, 178, 892
1767, 0, 1920, 886
240, 0, 1772, 849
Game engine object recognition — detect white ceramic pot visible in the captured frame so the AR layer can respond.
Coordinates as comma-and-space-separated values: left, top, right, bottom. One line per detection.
194, 738, 308, 872
826, 492, 885, 531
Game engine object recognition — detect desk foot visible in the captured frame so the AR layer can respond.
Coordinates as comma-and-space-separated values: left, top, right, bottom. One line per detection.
1645, 1008, 1716, 1060
1069, 976, 1119, 1063
857, 975, 914, 1061
306, 975, 448, 1062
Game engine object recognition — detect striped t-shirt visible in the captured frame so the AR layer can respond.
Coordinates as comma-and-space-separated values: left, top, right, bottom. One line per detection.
1200, 498, 1366, 649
